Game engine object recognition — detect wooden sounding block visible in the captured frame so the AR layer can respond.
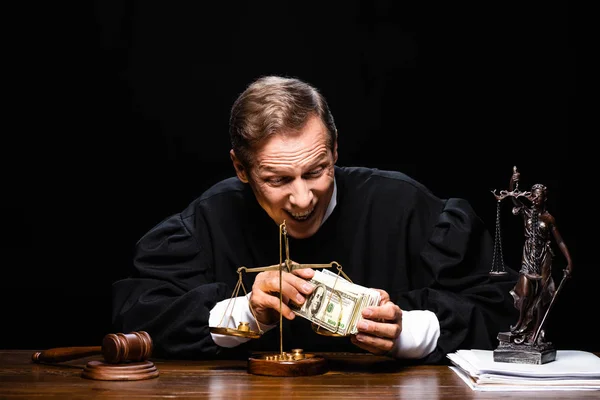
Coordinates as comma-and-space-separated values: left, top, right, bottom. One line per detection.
81, 360, 158, 381
32, 331, 159, 381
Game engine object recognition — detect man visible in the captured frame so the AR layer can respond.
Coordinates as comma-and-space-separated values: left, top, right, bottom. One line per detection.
112, 75, 518, 364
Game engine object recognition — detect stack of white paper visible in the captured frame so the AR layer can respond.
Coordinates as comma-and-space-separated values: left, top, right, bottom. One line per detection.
447, 349, 600, 391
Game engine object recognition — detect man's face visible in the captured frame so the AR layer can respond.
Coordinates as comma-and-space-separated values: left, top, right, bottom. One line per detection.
233, 115, 337, 239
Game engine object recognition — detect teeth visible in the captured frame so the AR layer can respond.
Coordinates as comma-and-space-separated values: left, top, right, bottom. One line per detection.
291, 207, 314, 220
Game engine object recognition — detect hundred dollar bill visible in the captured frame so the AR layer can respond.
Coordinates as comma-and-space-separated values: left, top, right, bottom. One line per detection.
289, 269, 381, 335
289, 273, 360, 335
313, 269, 381, 334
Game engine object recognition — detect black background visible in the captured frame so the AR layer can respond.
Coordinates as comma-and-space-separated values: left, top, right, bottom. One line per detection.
4, 2, 590, 352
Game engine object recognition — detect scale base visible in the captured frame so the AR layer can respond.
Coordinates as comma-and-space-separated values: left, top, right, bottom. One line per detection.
248, 349, 328, 376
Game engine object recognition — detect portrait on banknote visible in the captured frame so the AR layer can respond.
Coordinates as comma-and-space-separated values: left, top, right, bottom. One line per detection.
306, 283, 326, 319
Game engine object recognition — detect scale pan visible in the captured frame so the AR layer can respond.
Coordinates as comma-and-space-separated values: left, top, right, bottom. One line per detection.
209, 327, 261, 339
311, 323, 348, 338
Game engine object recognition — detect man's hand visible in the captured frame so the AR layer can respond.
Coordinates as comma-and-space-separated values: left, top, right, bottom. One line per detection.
249, 268, 315, 325
351, 289, 402, 355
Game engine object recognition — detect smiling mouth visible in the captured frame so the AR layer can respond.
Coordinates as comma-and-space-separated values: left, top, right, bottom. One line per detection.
287, 206, 315, 221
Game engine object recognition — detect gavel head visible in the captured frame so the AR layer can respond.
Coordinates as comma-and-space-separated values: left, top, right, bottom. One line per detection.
102, 331, 153, 364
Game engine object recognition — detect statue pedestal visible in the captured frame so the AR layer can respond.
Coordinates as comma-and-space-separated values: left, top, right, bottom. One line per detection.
493, 332, 556, 365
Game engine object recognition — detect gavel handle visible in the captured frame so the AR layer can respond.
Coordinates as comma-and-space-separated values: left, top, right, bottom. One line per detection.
32, 346, 102, 363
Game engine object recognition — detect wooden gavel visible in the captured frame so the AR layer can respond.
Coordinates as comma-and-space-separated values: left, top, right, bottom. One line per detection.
32, 331, 153, 364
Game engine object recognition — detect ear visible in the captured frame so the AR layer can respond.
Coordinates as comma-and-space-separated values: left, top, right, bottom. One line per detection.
333, 131, 338, 164
230, 149, 249, 183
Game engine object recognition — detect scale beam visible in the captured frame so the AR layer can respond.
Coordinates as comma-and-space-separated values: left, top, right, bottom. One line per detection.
238, 261, 337, 274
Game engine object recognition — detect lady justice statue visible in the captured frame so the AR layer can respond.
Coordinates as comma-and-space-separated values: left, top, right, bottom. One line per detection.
491, 166, 573, 364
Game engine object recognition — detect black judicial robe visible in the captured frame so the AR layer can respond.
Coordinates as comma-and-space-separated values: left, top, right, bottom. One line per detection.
111, 166, 519, 364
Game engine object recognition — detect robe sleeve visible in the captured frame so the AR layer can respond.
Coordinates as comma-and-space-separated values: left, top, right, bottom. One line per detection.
111, 211, 236, 359
396, 197, 519, 365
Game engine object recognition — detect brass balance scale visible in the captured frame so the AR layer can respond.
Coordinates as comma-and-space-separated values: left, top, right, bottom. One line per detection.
209, 220, 353, 376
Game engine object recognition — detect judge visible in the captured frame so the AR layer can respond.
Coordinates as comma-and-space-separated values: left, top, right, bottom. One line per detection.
111, 75, 518, 364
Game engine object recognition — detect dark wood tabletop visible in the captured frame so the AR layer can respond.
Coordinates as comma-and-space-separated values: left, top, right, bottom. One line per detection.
1, 350, 598, 399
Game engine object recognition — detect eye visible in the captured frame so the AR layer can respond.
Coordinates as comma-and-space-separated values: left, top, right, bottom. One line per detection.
304, 167, 324, 178
265, 176, 288, 185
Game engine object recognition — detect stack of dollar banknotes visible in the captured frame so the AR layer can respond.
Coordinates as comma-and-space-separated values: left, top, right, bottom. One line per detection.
289, 269, 381, 336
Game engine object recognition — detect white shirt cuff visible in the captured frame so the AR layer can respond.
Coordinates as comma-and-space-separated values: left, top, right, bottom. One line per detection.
209, 292, 277, 348
390, 310, 440, 359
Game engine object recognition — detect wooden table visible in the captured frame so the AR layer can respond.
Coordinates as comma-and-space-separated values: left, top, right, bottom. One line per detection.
0, 350, 598, 399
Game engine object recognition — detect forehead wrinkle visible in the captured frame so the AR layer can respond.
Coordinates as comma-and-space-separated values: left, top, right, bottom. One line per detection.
257, 146, 329, 172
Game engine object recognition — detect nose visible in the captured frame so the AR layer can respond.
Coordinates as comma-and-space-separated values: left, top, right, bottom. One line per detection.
289, 179, 314, 209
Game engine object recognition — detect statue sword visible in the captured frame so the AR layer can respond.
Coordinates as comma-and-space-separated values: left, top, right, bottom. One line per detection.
532, 271, 570, 344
